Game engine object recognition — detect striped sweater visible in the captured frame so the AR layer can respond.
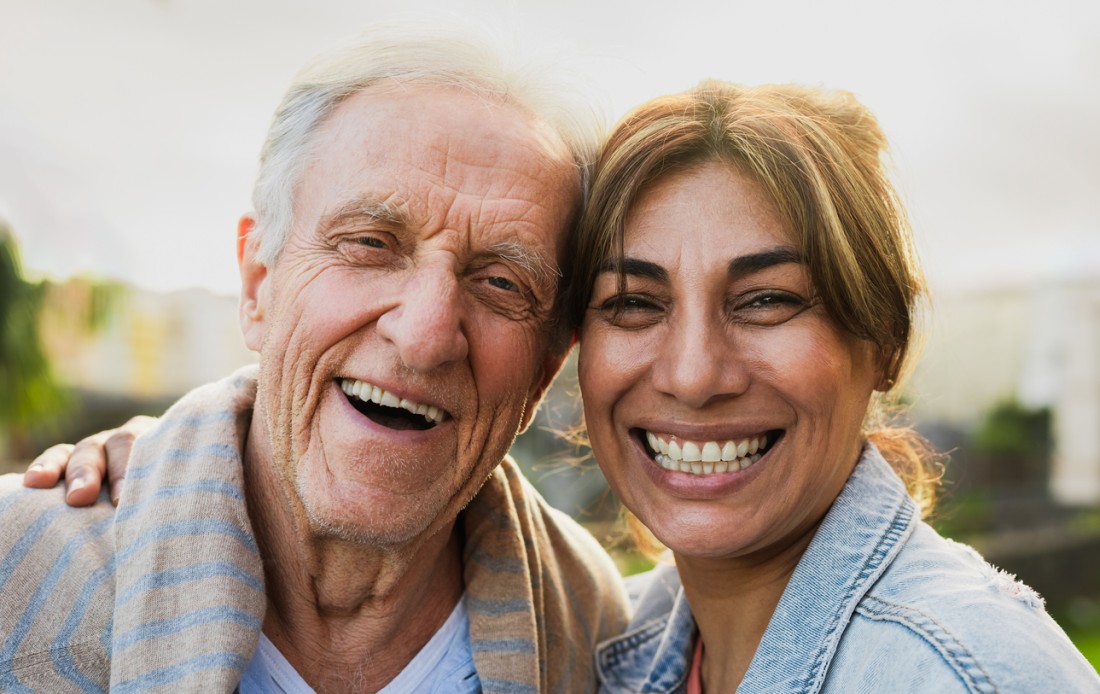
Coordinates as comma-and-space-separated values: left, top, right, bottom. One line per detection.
0, 366, 628, 692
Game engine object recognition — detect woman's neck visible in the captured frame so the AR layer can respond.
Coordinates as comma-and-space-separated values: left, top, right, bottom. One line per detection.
674, 521, 820, 692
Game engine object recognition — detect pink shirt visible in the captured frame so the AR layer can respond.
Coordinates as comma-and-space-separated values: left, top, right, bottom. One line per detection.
686, 636, 704, 694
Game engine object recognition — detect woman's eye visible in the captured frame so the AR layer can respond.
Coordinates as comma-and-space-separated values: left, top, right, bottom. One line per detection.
600, 294, 655, 312
732, 291, 809, 324
593, 294, 664, 329
748, 294, 793, 308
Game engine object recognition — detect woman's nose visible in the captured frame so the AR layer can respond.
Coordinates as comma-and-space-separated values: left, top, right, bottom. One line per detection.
649, 308, 748, 408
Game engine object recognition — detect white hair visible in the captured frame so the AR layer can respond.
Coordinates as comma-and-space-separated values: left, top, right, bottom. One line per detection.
249, 24, 603, 265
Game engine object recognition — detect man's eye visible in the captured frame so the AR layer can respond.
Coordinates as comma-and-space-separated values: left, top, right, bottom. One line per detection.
355, 236, 387, 249
487, 276, 518, 292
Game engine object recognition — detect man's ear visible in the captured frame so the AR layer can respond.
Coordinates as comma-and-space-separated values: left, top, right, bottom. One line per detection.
238, 214, 269, 352
518, 332, 576, 433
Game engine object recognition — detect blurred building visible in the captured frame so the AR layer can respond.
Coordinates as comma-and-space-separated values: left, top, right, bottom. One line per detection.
40, 279, 255, 399
911, 277, 1100, 506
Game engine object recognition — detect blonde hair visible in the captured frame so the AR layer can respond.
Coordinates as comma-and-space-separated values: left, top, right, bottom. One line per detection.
569, 82, 941, 545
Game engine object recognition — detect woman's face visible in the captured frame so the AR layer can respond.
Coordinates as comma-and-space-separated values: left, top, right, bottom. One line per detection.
578, 161, 882, 560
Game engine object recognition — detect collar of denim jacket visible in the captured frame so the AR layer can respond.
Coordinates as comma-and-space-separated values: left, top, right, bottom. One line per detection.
739, 444, 918, 693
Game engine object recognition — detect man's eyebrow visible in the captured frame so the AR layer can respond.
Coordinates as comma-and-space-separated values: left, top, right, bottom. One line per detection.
321, 196, 408, 230
596, 257, 668, 282
487, 240, 560, 290
728, 247, 804, 278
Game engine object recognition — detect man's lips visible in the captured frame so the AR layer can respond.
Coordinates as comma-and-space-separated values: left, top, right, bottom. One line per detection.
338, 377, 446, 431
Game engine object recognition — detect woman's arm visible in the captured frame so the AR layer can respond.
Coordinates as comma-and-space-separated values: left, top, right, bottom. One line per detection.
22, 416, 156, 506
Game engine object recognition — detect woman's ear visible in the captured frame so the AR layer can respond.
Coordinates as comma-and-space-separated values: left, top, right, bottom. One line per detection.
238, 215, 268, 352
875, 346, 900, 392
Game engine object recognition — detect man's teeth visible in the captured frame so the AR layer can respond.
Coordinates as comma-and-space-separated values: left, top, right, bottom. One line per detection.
645, 431, 770, 475
339, 378, 443, 424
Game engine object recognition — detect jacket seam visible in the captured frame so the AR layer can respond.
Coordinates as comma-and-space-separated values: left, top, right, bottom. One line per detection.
803, 497, 915, 692
856, 595, 998, 694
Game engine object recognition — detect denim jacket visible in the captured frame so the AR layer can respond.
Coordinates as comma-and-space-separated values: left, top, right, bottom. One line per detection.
596, 446, 1100, 693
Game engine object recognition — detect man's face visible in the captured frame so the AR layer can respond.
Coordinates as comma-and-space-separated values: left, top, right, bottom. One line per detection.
240, 85, 578, 545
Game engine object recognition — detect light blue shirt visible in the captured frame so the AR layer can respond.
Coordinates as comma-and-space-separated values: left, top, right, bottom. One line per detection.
240, 594, 480, 693
596, 445, 1100, 693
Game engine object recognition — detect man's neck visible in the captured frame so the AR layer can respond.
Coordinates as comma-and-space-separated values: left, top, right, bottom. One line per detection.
242, 423, 465, 693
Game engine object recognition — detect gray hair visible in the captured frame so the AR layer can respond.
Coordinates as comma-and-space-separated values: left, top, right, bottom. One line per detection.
250, 25, 603, 265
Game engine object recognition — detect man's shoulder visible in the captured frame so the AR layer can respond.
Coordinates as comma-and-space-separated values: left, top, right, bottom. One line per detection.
0, 476, 118, 607
0, 474, 117, 558
463, 457, 630, 624
486, 458, 623, 580
0, 476, 116, 688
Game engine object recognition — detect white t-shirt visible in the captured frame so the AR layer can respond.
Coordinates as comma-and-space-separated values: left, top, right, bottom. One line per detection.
239, 595, 478, 693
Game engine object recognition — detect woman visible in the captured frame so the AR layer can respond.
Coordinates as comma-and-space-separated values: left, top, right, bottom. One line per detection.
26, 82, 1100, 692
571, 82, 1099, 692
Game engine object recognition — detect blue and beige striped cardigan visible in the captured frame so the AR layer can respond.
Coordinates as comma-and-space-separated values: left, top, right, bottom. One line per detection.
0, 367, 628, 692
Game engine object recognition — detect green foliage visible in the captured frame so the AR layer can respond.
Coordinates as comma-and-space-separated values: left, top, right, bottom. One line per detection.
929, 490, 992, 541
969, 398, 1052, 459
1068, 627, 1100, 673
0, 227, 69, 430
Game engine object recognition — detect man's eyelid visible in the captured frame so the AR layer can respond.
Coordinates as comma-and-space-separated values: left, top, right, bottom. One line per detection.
328, 225, 403, 251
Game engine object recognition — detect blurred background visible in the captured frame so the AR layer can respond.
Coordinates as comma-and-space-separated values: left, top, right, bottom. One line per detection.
1, 0, 1097, 668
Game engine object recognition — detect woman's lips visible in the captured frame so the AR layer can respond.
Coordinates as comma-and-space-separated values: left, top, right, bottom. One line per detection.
637, 429, 782, 475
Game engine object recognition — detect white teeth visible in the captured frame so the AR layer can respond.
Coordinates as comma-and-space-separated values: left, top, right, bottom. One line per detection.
647, 430, 774, 476
339, 378, 444, 424
668, 440, 682, 461
682, 441, 701, 462
701, 442, 721, 463
721, 441, 737, 461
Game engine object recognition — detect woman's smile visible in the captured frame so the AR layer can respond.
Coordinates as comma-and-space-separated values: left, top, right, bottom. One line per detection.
639, 428, 776, 475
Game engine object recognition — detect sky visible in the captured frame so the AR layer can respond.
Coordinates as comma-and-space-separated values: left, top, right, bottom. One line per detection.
1, 0, 1097, 297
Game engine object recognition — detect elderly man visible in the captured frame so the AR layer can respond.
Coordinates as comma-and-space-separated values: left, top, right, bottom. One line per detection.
0, 30, 627, 693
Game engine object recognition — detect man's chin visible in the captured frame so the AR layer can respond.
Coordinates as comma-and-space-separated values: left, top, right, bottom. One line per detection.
298, 485, 447, 549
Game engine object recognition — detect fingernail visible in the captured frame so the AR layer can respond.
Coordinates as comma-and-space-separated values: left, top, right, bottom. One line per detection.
68, 478, 87, 496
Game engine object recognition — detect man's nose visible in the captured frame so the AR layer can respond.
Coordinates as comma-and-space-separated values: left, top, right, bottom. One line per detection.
376, 265, 469, 372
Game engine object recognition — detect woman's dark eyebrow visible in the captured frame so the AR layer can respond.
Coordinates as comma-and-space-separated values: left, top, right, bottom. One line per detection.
728, 247, 804, 278
596, 257, 668, 282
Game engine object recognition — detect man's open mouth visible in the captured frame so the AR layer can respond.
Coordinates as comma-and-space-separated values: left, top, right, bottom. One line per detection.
339, 378, 444, 431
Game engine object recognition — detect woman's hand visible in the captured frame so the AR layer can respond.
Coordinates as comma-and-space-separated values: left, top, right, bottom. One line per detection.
22, 416, 157, 506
